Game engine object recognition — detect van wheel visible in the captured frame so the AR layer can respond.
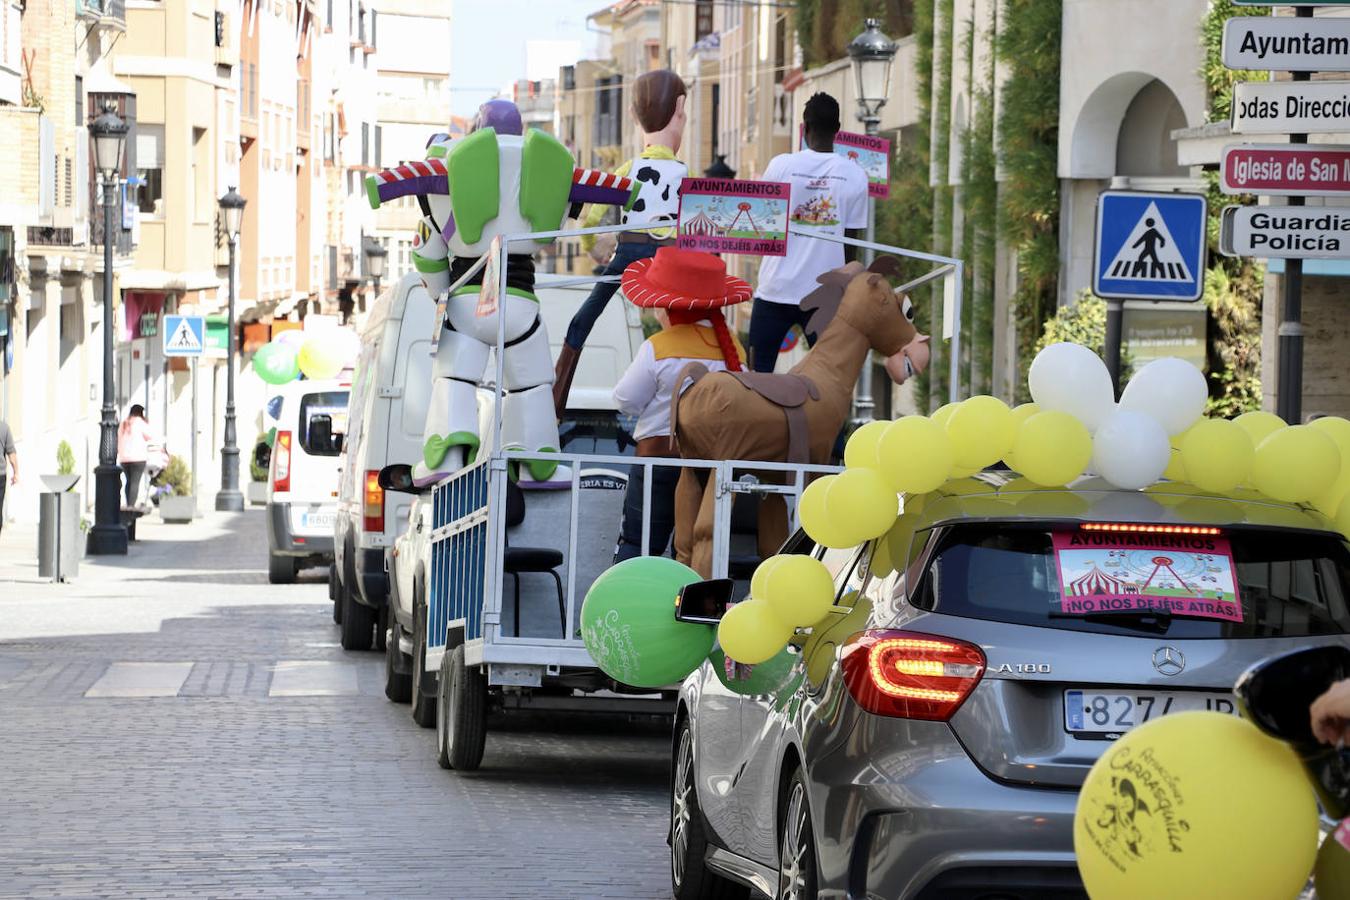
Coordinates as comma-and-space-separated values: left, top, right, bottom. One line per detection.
384, 622, 412, 703
329, 564, 342, 623
671, 718, 749, 900
339, 579, 375, 651
410, 585, 437, 728
268, 553, 296, 585
375, 604, 388, 653
437, 645, 487, 771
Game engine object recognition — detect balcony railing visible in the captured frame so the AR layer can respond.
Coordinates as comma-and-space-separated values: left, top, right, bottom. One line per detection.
75, 0, 126, 31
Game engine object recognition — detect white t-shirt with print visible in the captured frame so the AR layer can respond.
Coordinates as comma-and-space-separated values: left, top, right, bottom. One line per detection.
755, 148, 869, 305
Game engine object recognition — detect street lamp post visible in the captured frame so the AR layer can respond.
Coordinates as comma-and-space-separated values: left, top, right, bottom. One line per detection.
363, 237, 387, 303
847, 18, 897, 425
215, 187, 246, 512
87, 104, 129, 556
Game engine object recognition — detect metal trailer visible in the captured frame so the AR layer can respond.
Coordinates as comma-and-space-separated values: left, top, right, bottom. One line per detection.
422, 221, 964, 772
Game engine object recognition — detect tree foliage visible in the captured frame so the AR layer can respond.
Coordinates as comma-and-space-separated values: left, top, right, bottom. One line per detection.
795, 0, 916, 69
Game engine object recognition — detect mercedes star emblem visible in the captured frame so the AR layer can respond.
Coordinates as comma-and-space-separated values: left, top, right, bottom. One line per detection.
1152, 646, 1186, 677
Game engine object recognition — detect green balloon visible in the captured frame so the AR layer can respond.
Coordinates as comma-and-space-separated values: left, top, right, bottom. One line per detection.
709, 647, 799, 697
253, 342, 299, 385
580, 557, 714, 688
1316, 825, 1350, 899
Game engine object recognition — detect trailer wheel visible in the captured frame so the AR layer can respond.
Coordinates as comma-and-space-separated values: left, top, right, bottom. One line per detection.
437, 645, 487, 771
410, 584, 436, 729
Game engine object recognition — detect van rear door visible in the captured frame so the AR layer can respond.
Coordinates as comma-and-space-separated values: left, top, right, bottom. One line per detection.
286, 388, 349, 536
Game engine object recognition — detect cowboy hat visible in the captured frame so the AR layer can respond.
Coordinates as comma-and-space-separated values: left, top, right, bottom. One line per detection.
620, 247, 752, 311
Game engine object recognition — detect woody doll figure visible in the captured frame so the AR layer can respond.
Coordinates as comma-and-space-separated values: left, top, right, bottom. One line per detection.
553, 69, 689, 416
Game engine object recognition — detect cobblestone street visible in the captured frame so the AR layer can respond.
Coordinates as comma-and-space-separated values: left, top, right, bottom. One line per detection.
0, 511, 672, 899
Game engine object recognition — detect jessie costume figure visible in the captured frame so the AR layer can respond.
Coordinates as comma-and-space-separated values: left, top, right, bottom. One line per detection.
611, 248, 749, 563
363, 100, 636, 486
555, 69, 690, 417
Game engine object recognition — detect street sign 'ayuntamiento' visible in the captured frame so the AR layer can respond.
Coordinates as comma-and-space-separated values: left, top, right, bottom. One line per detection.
1223, 17, 1350, 72
1231, 81, 1350, 135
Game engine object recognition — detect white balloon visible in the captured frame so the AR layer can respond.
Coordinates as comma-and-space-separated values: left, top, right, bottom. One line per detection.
1119, 357, 1208, 436
1028, 342, 1116, 433
1091, 409, 1171, 490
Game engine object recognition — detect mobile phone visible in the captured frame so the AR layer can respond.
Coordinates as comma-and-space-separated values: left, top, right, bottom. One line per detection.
675, 579, 735, 625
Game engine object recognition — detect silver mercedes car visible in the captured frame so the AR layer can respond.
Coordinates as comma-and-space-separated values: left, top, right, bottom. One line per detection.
670, 473, 1350, 900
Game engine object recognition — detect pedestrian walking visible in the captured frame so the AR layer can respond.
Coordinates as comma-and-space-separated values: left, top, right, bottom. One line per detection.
554, 68, 689, 416
0, 416, 16, 537
117, 405, 158, 509
748, 92, 870, 373
610, 247, 749, 562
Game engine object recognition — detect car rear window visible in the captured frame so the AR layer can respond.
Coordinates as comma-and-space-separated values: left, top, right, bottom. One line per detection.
912, 523, 1350, 639
559, 412, 637, 457
298, 391, 350, 457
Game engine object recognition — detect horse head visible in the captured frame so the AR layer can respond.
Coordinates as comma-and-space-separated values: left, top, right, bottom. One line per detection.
802, 260, 929, 384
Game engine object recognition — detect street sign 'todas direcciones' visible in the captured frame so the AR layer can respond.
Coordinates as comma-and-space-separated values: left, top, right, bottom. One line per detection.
1094, 191, 1208, 302
1232, 81, 1350, 135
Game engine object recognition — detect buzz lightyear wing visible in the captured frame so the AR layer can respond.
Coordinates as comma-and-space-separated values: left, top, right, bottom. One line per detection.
365, 159, 636, 229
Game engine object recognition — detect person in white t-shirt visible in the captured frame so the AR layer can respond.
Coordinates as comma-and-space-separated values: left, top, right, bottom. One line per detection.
749, 92, 870, 373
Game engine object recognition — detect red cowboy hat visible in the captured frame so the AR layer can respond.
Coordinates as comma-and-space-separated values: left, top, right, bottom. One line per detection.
620, 247, 752, 311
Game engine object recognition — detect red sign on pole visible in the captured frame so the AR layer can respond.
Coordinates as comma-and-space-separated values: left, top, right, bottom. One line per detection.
1221, 144, 1350, 197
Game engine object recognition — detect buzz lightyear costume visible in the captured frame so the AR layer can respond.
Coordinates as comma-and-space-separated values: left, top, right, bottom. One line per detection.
365, 101, 635, 485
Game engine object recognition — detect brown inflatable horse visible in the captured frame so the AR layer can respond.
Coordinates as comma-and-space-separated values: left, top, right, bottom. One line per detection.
672, 263, 927, 577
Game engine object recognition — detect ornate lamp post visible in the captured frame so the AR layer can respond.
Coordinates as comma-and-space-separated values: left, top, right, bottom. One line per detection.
847, 18, 897, 425
215, 187, 246, 512
87, 104, 129, 555
363, 236, 387, 301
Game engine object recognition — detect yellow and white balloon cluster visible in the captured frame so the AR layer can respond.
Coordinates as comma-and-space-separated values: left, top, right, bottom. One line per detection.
718, 342, 1350, 664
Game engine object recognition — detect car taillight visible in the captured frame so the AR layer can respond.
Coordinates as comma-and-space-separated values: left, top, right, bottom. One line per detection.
273, 431, 292, 493
363, 470, 384, 532
840, 630, 985, 721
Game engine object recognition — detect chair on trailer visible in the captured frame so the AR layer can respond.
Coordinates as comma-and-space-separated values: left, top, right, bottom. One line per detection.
504, 480, 566, 637
727, 492, 764, 582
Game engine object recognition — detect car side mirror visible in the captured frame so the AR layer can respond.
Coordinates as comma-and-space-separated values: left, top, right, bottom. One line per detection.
378, 463, 421, 494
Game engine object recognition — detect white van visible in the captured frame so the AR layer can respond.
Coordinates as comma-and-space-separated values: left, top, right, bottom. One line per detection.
265, 378, 351, 583
331, 272, 437, 650
382, 273, 645, 720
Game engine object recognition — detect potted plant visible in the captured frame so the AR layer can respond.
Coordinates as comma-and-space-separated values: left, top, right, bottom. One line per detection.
154, 455, 196, 523
248, 433, 271, 505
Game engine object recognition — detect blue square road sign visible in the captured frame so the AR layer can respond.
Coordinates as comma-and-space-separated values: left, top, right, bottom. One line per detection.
1094, 191, 1208, 302
162, 315, 205, 357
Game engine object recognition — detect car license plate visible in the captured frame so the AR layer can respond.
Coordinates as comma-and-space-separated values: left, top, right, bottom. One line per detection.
1064, 690, 1238, 734
304, 511, 335, 529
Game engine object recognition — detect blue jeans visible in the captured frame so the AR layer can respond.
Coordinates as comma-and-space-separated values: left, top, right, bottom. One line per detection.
614, 462, 681, 563
746, 297, 817, 373
564, 241, 660, 351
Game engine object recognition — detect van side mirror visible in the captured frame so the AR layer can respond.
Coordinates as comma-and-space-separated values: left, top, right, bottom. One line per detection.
378, 463, 421, 494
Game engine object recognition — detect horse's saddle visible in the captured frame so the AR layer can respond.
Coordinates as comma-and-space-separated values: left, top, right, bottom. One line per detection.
672, 364, 821, 464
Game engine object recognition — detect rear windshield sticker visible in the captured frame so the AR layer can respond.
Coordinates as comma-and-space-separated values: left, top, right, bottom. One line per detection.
1051, 531, 1243, 623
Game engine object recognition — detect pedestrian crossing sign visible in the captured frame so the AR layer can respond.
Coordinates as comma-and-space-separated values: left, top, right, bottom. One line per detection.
162, 315, 205, 357
1094, 191, 1208, 302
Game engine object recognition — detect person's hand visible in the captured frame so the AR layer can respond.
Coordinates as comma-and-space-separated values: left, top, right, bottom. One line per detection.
1311, 679, 1350, 745
8, 472, 15, 486
588, 233, 617, 265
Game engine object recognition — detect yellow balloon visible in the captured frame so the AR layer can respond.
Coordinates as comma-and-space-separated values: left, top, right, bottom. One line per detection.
843, 420, 891, 471
718, 600, 794, 665
1253, 425, 1341, 504
1163, 447, 1187, 482
946, 395, 1015, 470
1314, 825, 1350, 900
1311, 416, 1350, 516
1180, 418, 1255, 495
762, 555, 836, 625
750, 555, 786, 601
1168, 422, 1196, 451
1076, 713, 1317, 900
297, 338, 345, 380
798, 476, 857, 549
826, 468, 899, 541
1010, 402, 1041, 429
1235, 410, 1286, 447
877, 416, 953, 495
869, 535, 894, 578
1011, 411, 1092, 487
932, 401, 961, 428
